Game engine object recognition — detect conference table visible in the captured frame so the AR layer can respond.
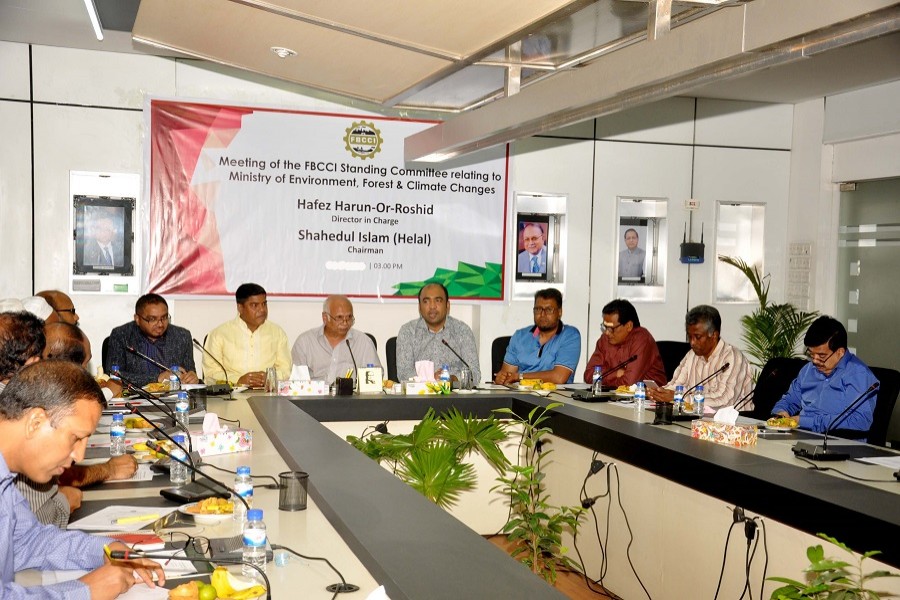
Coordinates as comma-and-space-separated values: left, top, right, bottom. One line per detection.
21, 387, 900, 600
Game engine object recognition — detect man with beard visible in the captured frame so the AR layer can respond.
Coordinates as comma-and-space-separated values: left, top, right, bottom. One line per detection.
493, 288, 581, 385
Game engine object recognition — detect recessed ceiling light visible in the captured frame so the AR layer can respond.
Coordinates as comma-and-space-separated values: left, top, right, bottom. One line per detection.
270, 47, 297, 59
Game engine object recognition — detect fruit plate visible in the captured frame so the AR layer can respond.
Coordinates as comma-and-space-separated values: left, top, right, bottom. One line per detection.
178, 502, 233, 525
764, 425, 797, 432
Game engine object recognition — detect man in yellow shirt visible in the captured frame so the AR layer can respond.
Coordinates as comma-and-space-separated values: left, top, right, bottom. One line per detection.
203, 283, 291, 387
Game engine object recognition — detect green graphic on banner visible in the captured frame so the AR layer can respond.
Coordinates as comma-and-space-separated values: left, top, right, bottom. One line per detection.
393, 262, 502, 298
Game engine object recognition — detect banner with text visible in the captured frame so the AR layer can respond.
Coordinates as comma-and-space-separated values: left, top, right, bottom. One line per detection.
146, 100, 508, 300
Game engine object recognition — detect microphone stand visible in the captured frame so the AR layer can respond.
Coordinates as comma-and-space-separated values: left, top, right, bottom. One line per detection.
440, 338, 472, 372
599, 355, 639, 381
114, 371, 191, 454
683, 362, 731, 398
792, 382, 880, 461
108, 551, 271, 600
126, 345, 170, 373
193, 338, 234, 399
148, 441, 250, 506
345, 339, 359, 392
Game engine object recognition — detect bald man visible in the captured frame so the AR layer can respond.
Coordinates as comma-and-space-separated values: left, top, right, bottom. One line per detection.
291, 295, 381, 382
36, 290, 80, 326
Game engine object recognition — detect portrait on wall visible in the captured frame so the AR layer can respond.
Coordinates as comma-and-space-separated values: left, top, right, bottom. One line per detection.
515, 214, 551, 282
73, 195, 134, 276
617, 218, 649, 284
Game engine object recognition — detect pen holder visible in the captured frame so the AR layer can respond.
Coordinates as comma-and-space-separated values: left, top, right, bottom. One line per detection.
653, 401, 673, 425
278, 471, 309, 511
334, 377, 354, 396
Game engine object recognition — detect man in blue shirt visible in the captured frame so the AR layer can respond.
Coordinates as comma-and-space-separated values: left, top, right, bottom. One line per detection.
494, 288, 581, 384
0, 360, 164, 599
771, 316, 879, 434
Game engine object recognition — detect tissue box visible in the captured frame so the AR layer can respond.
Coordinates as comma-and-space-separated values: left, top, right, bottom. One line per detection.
691, 419, 758, 447
405, 382, 437, 395
193, 428, 252, 456
278, 380, 328, 396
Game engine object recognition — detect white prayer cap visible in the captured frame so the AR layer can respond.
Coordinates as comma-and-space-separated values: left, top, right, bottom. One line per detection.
0, 298, 25, 313
21, 296, 54, 320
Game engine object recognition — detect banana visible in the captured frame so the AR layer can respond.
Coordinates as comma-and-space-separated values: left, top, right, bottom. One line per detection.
210, 566, 266, 599
230, 586, 266, 600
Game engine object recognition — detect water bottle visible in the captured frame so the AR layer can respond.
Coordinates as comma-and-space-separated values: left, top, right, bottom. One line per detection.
233, 465, 253, 523
242, 509, 267, 579
110, 413, 126, 456
439, 364, 450, 383
591, 366, 602, 395
174, 391, 190, 430
634, 381, 646, 412
110, 365, 121, 381
169, 434, 189, 485
168, 365, 181, 391
673, 385, 685, 415
694, 384, 705, 416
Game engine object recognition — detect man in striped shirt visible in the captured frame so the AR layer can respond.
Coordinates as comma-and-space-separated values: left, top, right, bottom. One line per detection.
647, 305, 753, 411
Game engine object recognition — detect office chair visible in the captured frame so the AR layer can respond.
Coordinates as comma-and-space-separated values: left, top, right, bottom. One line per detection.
745, 357, 806, 420
864, 366, 900, 447
386, 336, 398, 382
491, 336, 511, 378
101, 336, 110, 371
365, 332, 377, 351
655, 341, 691, 381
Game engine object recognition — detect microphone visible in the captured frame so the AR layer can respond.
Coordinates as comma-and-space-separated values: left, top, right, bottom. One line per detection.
114, 370, 189, 449
600, 355, 639, 380
792, 382, 880, 461
107, 551, 270, 600
193, 338, 233, 398
124, 401, 192, 457
345, 339, 359, 390
125, 345, 170, 374
683, 362, 730, 398
441, 338, 473, 371
148, 440, 249, 508
733, 368, 778, 412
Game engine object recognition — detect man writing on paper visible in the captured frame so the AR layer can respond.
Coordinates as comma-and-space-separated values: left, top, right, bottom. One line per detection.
204, 283, 291, 388
647, 305, 752, 410
494, 288, 581, 385
396, 283, 480, 383
291, 295, 381, 383
105, 293, 199, 386
771, 316, 878, 434
0, 360, 164, 599
582, 299, 667, 387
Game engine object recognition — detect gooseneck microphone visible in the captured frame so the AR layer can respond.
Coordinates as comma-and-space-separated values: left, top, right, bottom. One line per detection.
125, 345, 169, 373
114, 371, 190, 452
792, 382, 880, 461
148, 440, 250, 508
107, 551, 271, 599
124, 401, 192, 457
733, 368, 779, 412
683, 362, 731, 398
441, 338, 472, 372
192, 338, 233, 398
600, 355, 639, 380
345, 339, 359, 390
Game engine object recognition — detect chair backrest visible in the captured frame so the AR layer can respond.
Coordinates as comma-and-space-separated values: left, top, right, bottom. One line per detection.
365, 332, 377, 351
866, 366, 900, 447
655, 341, 691, 381
747, 357, 806, 420
491, 336, 511, 378
386, 336, 398, 382
101, 336, 110, 370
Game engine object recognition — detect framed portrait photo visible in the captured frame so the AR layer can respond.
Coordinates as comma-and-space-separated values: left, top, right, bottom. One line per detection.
73, 195, 135, 276
515, 213, 551, 282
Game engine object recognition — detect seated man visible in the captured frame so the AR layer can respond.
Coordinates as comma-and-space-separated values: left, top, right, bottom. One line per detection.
204, 283, 291, 388
396, 283, 480, 383
494, 289, 580, 385
105, 293, 198, 386
291, 295, 381, 382
0, 360, 164, 598
36, 289, 80, 326
647, 305, 752, 410
582, 299, 666, 387
771, 316, 878, 434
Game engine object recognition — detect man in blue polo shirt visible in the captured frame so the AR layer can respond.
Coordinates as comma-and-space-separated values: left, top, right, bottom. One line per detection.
493, 288, 581, 385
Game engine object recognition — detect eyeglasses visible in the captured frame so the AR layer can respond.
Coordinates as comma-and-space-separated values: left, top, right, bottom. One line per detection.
325, 313, 355, 325
532, 306, 558, 315
160, 532, 211, 562
138, 313, 170, 325
56, 308, 77, 315
601, 323, 625, 333
805, 348, 836, 363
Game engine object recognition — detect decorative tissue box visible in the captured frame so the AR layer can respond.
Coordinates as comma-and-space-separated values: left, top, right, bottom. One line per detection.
193, 428, 252, 456
278, 380, 328, 396
404, 382, 437, 395
691, 419, 758, 447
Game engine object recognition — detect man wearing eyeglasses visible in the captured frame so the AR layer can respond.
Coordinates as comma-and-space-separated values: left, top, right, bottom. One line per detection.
291, 295, 381, 382
494, 289, 581, 385
516, 222, 548, 275
771, 316, 878, 434
36, 290, 80, 326
582, 299, 666, 387
105, 293, 198, 386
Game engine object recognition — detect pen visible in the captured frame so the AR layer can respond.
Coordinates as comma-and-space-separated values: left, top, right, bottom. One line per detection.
113, 513, 159, 524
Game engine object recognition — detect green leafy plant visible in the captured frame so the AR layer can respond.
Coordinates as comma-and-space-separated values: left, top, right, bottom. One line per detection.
492, 402, 583, 584
768, 534, 899, 599
346, 407, 509, 509
718, 255, 818, 373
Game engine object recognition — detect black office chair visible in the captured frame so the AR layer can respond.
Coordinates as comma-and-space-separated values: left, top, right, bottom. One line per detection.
745, 357, 806, 420
386, 336, 398, 382
101, 336, 110, 371
491, 336, 511, 378
655, 341, 691, 381
365, 332, 377, 351
863, 366, 900, 447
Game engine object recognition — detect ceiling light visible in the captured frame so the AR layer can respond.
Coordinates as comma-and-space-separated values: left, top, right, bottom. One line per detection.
82, 0, 104, 41
270, 47, 297, 59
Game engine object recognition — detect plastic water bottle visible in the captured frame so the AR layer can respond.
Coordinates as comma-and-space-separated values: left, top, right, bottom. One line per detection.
169, 434, 189, 485
591, 366, 603, 395
110, 413, 126, 456
110, 365, 121, 381
168, 365, 181, 391
233, 465, 253, 523
673, 385, 685, 415
439, 364, 450, 383
694, 385, 705, 416
174, 391, 190, 430
242, 509, 267, 579
634, 381, 646, 412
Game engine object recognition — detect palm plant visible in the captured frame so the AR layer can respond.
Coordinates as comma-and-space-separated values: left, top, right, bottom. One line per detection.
718, 255, 818, 374
346, 407, 510, 509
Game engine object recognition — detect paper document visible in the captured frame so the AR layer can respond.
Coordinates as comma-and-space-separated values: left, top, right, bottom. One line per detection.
857, 455, 900, 469
68, 505, 178, 532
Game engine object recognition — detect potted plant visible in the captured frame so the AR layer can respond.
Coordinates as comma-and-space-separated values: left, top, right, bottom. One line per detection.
493, 402, 584, 584
768, 534, 899, 599
718, 255, 818, 374
346, 407, 509, 509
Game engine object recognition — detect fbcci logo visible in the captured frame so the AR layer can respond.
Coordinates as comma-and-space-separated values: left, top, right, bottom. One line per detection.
343, 121, 383, 160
